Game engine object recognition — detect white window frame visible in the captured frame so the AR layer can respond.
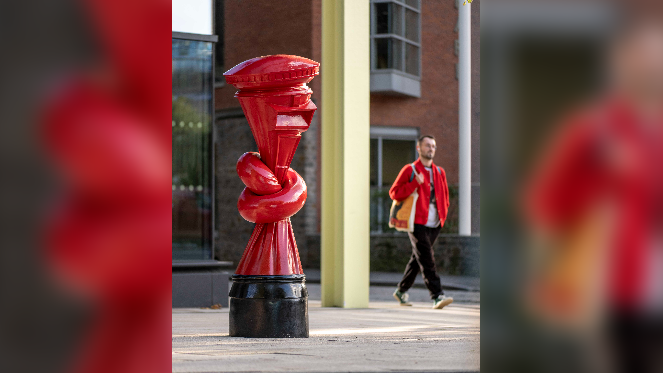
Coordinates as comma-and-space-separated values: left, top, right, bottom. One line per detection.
371, 0, 422, 78
370, 0, 422, 97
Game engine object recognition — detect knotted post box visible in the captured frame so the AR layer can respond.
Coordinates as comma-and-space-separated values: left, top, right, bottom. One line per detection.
224, 55, 318, 338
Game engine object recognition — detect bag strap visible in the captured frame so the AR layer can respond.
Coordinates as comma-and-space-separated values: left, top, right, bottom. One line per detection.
409, 163, 441, 181
409, 163, 416, 182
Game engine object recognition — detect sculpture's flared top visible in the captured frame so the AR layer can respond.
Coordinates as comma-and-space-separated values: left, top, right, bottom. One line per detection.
223, 55, 319, 90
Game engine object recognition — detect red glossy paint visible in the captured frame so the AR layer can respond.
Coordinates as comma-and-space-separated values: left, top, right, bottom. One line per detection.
237, 166, 307, 224
236, 152, 282, 195
225, 55, 319, 276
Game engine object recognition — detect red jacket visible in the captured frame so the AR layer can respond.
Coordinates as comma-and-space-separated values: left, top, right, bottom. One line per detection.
523, 95, 663, 310
389, 159, 450, 227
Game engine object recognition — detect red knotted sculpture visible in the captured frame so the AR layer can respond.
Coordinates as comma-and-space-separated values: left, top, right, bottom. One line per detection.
226, 54, 317, 276
224, 55, 318, 338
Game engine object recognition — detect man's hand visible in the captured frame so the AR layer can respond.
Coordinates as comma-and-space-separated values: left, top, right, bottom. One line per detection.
414, 169, 424, 185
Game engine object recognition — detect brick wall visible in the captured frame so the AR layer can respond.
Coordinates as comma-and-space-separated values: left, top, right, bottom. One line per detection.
301, 233, 479, 277
370, 234, 479, 276
370, 0, 460, 182
213, 109, 318, 266
369, 0, 481, 234
211, 0, 481, 267
213, 112, 255, 263
215, 0, 316, 111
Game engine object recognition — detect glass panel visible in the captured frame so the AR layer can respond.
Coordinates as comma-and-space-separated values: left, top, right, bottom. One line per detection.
172, 39, 213, 261
375, 3, 389, 34
404, 0, 419, 9
375, 38, 389, 69
392, 3, 403, 36
375, 2, 402, 36
382, 139, 416, 186
405, 9, 419, 43
375, 38, 402, 70
370, 187, 380, 232
392, 38, 403, 71
370, 138, 378, 186
370, 186, 393, 232
405, 43, 419, 76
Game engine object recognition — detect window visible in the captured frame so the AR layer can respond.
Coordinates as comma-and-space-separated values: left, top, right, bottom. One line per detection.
370, 0, 421, 97
172, 39, 214, 260
370, 127, 419, 233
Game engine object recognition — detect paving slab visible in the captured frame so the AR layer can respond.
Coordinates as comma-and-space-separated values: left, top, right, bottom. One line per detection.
173, 295, 480, 373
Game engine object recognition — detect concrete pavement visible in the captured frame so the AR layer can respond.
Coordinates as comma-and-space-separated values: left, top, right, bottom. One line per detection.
172, 284, 480, 372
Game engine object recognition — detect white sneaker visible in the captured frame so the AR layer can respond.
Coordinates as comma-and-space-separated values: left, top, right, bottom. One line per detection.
433, 295, 453, 309
393, 290, 413, 306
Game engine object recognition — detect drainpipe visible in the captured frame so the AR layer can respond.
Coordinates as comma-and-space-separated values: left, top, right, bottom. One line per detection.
458, 0, 472, 236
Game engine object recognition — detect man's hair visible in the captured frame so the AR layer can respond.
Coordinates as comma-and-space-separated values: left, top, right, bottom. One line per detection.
418, 135, 435, 145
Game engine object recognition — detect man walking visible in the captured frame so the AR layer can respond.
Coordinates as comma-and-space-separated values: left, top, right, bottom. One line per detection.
390, 135, 454, 309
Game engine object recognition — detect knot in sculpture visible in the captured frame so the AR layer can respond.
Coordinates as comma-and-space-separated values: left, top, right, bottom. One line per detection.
236, 152, 307, 224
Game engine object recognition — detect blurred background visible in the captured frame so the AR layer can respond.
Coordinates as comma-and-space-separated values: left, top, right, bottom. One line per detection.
0, 0, 171, 372
482, 0, 663, 372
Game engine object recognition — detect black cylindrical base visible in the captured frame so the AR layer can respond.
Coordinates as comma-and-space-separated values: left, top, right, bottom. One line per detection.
229, 275, 308, 338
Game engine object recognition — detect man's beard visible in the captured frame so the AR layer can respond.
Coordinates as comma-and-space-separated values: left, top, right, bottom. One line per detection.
421, 152, 434, 160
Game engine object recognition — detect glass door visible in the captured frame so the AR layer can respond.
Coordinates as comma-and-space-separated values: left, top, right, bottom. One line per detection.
172, 39, 214, 260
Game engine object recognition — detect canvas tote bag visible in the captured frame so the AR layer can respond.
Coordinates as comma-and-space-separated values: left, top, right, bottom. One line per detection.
388, 163, 418, 232
525, 114, 616, 330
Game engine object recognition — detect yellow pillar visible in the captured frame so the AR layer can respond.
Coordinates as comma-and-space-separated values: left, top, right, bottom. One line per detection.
320, 0, 370, 308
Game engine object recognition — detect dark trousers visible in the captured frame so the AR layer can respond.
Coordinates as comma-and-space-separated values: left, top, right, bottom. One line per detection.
397, 224, 443, 299
609, 312, 663, 373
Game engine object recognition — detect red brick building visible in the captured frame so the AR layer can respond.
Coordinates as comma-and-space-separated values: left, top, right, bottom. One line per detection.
211, 0, 480, 274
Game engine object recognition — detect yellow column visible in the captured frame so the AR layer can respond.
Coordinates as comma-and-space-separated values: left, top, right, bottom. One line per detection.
320, 0, 370, 308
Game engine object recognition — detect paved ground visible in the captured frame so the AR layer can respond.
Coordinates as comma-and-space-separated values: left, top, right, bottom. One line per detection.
173, 283, 480, 373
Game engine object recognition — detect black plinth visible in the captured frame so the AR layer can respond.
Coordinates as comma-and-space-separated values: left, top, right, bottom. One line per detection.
229, 275, 309, 338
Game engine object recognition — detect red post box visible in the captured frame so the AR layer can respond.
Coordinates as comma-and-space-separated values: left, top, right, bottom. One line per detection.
224, 55, 318, 338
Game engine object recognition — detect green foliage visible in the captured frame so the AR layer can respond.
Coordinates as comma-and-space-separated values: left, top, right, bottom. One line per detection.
172, 96, 212, 187
172, 96, 205, 124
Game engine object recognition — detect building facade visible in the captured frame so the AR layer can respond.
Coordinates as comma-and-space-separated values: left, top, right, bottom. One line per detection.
210, 0, 480, 275
172, 0, 480, 279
